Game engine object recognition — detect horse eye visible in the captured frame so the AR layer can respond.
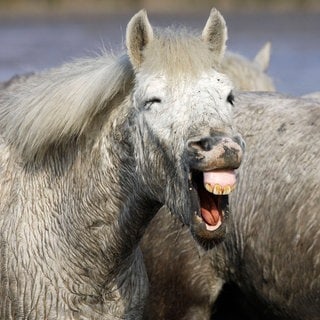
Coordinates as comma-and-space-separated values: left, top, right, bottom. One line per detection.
143, 97, 162, 108
227, 92, 235, 106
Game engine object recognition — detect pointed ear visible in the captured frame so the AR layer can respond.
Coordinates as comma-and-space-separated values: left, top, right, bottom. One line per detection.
126, 9, 154, 68
202, 8, 228, 62
254, 42, 271, 71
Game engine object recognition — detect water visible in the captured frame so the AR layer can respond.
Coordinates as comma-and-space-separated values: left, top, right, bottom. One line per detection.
0, 11, 319, 96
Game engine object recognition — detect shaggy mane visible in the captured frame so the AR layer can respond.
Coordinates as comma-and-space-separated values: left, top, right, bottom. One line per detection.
0, 53, 134, 160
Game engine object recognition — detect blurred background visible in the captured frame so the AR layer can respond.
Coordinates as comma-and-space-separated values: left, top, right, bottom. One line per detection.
0, 0, 320, 95
1, 0, 320, 14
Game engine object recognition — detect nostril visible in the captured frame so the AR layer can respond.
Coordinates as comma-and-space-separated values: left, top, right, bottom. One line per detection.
198, 137, 213, 151
187, 137, 214, 152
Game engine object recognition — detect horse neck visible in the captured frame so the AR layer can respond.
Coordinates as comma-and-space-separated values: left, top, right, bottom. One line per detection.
3, 99, 161, 288
93, 107, 162, 252
44, 106, 162, 274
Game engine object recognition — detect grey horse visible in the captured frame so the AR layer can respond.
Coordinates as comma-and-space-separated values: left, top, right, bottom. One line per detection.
0, 8, 245, 320
142, 92, 320, 320
222, 42, 275, 91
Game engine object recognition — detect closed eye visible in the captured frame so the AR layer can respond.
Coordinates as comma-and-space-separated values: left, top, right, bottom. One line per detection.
227, 91, 235, 106
143, 97, 162, 109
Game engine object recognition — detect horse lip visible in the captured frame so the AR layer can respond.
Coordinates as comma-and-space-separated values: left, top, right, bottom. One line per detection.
191, 214, 227, 249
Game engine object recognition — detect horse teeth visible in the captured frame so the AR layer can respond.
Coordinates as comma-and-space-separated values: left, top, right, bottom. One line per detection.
205, 183, 213, 193
222, 185, 231, 195
221, 184, 236, 195
213, 184, 223, 195
205, 183, 236, 195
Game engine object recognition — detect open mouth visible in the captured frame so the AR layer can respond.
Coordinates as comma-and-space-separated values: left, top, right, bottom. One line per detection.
189, 169, 236, 234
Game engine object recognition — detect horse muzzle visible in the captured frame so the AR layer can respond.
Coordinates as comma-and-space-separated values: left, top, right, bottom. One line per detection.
186, 134, 244, 171
185, 133, 245, 249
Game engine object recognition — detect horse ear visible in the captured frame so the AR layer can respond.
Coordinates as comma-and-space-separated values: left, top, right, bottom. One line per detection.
254, 42, 271, 71
126, 9, 154, 68
202, 8, 228, 62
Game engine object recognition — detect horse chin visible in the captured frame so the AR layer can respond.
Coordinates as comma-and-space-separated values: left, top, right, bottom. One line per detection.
190, 210, 228, 250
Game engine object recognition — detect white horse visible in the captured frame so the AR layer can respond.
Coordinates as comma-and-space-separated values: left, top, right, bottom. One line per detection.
0, 8, 245, 320
222, 42, 275, 91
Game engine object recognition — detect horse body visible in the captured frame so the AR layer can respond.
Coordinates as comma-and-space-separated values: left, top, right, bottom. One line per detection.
0, 9, 245, 319
223, 92, 320, 319
142, 92, 320, 320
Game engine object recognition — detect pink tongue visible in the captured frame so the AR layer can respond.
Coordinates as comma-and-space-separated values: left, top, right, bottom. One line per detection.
203, 170, 236, 187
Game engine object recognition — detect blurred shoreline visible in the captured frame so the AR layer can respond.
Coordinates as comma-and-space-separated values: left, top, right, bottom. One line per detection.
0, 0, 320, 19
1, 2, 319, 96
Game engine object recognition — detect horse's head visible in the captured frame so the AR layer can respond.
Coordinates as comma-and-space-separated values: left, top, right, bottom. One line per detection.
126, 9, 245, 249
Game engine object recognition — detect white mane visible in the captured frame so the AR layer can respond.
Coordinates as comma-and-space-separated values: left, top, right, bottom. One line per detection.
0, 53, 133, 159
142, 28, 221, 79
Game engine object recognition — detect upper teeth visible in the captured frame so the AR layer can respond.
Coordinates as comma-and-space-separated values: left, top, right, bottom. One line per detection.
205, 183, 235, 195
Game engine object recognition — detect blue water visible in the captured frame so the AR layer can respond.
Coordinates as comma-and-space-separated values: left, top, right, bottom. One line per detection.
0, 11, 319, 96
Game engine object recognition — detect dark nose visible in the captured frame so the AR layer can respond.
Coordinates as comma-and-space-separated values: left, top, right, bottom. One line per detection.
187, 135, 244, 170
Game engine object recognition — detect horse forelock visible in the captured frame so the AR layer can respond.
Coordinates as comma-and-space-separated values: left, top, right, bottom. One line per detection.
0, 53, 134, 161
142, 28, 221, 79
